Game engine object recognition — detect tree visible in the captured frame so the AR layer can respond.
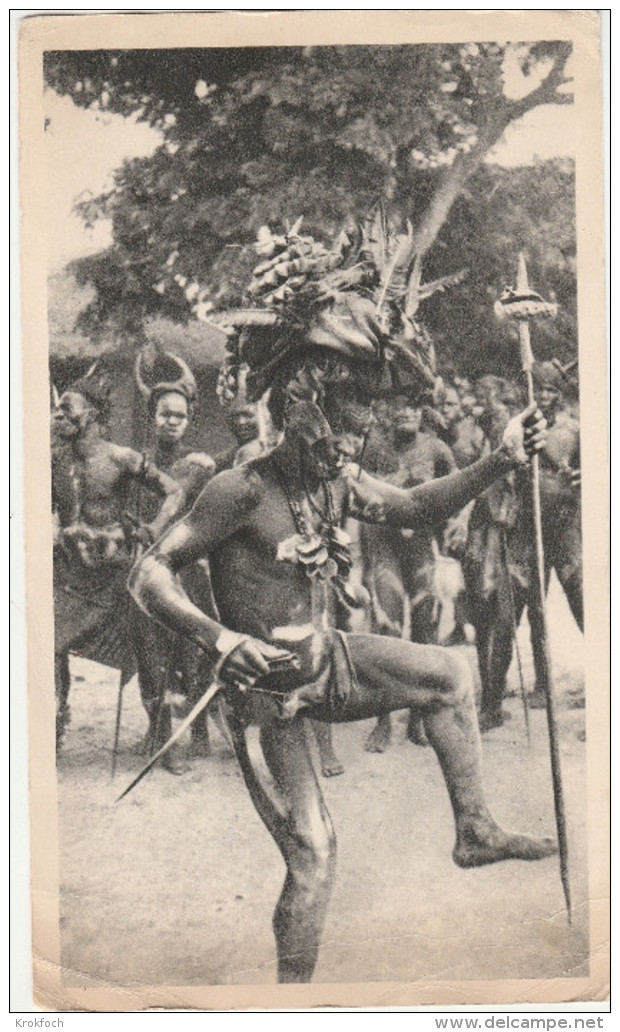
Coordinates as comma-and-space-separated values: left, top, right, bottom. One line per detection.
45, 42, 573, 346
421, 157, 577, 377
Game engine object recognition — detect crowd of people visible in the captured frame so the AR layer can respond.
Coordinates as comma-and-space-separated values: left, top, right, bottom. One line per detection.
51, 221, 582, 984
52, 352, 581, 769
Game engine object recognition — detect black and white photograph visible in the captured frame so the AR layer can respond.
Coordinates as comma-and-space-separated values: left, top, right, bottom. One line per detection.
17, 10, 608, 1011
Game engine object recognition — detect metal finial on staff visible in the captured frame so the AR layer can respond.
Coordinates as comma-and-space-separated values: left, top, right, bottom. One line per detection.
498, 255, 571, 922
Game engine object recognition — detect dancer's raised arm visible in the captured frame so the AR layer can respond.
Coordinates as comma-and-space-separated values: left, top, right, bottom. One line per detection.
346, 403, 546, 527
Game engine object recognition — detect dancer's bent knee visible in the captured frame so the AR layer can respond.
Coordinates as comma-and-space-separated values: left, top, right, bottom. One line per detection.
434, 650, 474, 709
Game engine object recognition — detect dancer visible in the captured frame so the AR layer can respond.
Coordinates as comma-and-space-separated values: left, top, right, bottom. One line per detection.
130, 224, 557, 983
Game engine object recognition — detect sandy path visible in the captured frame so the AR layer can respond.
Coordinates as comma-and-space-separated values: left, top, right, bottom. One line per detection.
57, 577, 588, 990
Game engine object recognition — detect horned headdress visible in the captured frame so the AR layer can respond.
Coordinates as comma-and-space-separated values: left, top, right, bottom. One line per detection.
210, 210, 467, 408
135, 350, 198, 415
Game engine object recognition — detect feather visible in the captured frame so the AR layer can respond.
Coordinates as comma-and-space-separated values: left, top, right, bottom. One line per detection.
314, 263, 370, 298
375, 222, 415, 318
330, 228, 351, 260
288, 215, 304, 237
404, 253, 424, 318
360, 200, 388, 270
416, 268, 468, 303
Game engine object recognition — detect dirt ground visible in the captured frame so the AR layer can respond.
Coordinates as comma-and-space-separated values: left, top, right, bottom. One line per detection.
57, 576, 588, 991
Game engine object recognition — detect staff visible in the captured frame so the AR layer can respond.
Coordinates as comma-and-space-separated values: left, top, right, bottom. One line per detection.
498, 254, 571, 922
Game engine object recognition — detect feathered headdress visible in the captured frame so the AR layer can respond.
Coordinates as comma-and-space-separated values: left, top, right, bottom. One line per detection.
210, 208, 467, 406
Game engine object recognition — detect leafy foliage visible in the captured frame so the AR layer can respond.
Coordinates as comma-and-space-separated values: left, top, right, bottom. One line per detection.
422, 158, 577, 376
45, 42, 574, 371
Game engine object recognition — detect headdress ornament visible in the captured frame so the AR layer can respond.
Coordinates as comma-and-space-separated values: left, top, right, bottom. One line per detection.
210, 208, 467, 407
68, 361, 112, 421
135, 350, 198, 414
532, 359, 567, 391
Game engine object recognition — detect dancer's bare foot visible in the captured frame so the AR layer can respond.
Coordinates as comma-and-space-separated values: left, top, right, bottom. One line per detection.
320, 754, 345, 778
365, 716, 392, 753
406, 712, 429, 747
453, 818, 558, 868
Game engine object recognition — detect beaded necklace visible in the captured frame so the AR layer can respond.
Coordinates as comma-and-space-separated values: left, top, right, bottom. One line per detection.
271, 457, 354, 591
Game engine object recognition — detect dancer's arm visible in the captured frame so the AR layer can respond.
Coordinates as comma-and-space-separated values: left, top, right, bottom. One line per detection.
347, 404, 546, 529
128, 466, 289, 682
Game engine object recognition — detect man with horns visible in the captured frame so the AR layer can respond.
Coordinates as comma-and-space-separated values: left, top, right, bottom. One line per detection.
129, 221, 557, 984
52, 362, 182, 748
132, 350, 219, 769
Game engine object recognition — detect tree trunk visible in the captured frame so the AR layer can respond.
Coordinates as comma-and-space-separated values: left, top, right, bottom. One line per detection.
411, 113, 512, 261
409, 43, 572, 263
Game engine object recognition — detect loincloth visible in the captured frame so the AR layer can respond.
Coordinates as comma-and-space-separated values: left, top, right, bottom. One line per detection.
234, 628, 360, 722
53, 538, 134, 672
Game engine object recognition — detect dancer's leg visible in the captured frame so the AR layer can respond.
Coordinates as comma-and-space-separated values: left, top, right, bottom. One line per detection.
227, 713, 337, 983
312, 633, 557, 868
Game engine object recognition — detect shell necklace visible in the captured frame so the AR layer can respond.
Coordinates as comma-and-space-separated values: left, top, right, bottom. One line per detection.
271, 459, 350, 573
271, 458, 360, 608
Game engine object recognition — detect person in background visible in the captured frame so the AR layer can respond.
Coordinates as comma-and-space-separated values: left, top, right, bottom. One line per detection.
131, 351, 218, 771
360, 388, 459, 752
527, 359, 582, 707
52, 362, 182, 750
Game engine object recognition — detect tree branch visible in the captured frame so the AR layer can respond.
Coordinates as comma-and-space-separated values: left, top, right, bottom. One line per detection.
410, 43, 574, 260
507, 43, 574, 122
411, 120, 508, 258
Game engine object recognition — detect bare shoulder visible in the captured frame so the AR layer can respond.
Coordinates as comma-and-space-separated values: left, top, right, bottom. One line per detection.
234, 439, 265, 466
554, 410, 580, 434
416, 431, 435, 447
173, 451, 217, 483
171, 452, 217, 508
546, 411, 580, 451
190, 461, 263, 519
105, 442, 143, 473
413, 431, 448, 459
